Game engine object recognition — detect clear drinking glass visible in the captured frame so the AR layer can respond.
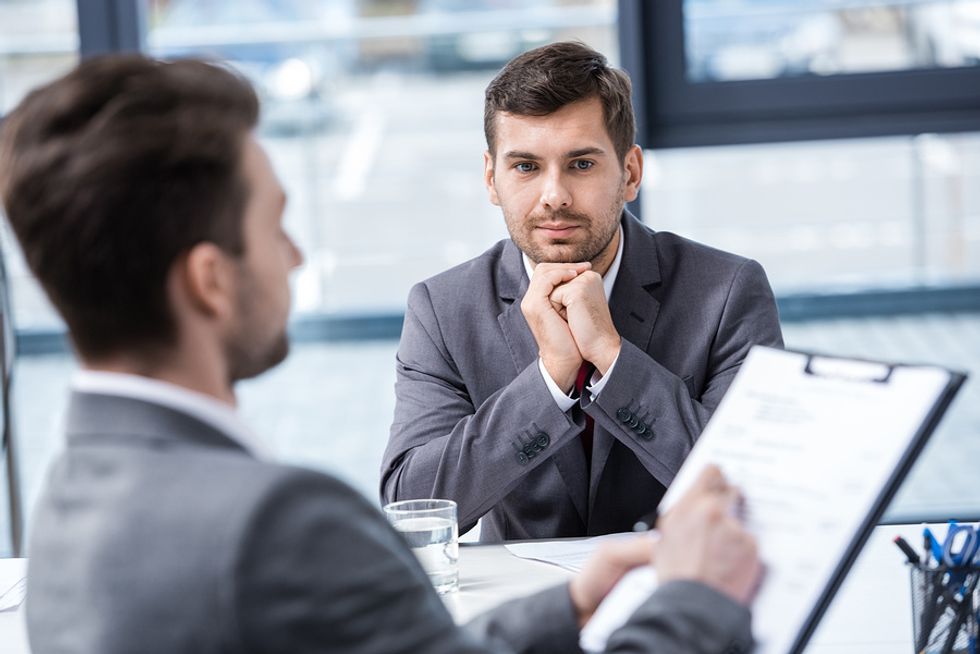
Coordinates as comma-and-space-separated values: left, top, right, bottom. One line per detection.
383, 499, 459, 594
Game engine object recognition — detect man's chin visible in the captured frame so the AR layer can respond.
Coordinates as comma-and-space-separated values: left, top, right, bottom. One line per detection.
228, 335, 290, 383
529, 244, 590, 265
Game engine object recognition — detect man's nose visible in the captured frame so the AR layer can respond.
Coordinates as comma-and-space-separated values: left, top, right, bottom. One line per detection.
538, 169, 572, 211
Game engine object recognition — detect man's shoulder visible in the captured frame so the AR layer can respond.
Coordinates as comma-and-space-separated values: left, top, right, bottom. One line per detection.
649, 230, 752, 271
172, 448, 370, 513
407, 238, 513, 310
420, 238, 510, 289
41, 435, 370, 528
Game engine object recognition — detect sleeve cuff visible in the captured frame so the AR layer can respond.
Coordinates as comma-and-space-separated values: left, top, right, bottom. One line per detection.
538, 358, 577, 413
586, 350, 619, 400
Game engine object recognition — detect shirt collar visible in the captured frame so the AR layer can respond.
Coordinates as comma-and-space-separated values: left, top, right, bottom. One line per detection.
71, 369, 270, 459
522, 224, 624, 301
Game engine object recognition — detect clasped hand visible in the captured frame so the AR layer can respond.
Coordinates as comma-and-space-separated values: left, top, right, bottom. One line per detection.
520, 262, 621, 393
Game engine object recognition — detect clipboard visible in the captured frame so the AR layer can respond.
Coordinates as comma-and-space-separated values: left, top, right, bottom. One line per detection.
779, 347, 965, 654
580, 345, 966, 654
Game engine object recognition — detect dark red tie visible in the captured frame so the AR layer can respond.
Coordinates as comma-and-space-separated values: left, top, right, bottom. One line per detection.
575, 363, 595, 465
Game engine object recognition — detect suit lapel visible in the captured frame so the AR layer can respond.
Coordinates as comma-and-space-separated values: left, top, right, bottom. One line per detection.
589, 213, 662, 509
496, 240, 537, 375
496, 241, 589, 524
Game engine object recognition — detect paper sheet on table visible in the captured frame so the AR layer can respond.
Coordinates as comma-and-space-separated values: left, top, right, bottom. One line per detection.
504, 532, 639, 573
0, 559, 27, 612
580, 346, 957, 654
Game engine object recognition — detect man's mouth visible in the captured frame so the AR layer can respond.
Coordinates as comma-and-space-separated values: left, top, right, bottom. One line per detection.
536, 223, 581, 239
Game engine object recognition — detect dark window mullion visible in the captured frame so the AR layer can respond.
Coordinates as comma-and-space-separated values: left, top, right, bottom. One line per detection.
76, 0, 143, 58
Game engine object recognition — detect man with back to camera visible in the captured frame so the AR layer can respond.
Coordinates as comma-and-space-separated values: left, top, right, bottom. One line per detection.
382, 41, 784, 542
0, 55, 762, 653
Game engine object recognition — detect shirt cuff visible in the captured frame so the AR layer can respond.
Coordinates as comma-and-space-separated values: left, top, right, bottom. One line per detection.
586, 351, 620, 400
538, 358, 577, 413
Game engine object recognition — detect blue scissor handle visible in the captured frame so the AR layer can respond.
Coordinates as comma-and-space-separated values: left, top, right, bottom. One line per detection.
942, 522, 979, 568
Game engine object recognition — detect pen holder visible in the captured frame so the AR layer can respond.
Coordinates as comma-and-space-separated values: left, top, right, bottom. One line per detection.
910, 563, 980, 654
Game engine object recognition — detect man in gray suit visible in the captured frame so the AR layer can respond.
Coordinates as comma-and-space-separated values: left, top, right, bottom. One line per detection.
0, 55, 761, 653
382, 42, 783, 541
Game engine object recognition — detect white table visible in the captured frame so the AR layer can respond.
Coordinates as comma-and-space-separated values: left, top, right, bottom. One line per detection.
0, 524, 924, 653
449, 524, 920, 653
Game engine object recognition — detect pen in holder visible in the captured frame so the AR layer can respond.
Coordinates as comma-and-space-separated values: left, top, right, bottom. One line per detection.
910, 563, 980, 654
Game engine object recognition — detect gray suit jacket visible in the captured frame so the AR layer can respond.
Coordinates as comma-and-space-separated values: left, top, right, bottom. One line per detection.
383, 213, 783, 542
26, 391, 753, 654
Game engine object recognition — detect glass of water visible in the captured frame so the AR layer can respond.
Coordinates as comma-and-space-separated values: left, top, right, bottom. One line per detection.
383, 498, 459, 594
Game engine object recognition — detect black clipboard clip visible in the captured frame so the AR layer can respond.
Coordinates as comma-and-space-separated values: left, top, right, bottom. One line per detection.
802, 353, 895, 384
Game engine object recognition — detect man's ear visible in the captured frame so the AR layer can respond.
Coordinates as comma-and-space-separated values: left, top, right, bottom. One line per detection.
484, 151, 500, 206
623, 144, 643, 203
176, 242, 236, 320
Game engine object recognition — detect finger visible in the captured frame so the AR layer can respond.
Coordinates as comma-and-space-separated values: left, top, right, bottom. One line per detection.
535, 261, 592, 274
529, 268, 581, 297
690, 464, 729, 494
595, 535, 656, 571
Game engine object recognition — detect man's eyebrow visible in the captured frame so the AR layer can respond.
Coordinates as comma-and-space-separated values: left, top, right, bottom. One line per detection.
502, 150, 541, 160
502, 147, 607, 160
566, 147, 606, 158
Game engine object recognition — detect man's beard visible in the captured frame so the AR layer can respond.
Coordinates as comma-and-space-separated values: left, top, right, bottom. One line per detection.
506, 191, 624, 265
224, 273, 290, 384
226, 329, 289, 384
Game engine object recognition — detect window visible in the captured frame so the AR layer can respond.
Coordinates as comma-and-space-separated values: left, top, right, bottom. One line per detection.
0, 0, 79, 556
0, 0, 79, 333
143, 0, 618, 321
622, 0, 980, 148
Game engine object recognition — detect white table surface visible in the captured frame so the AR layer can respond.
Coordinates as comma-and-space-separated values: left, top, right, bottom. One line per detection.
448, 523, 921, 653
0, 523, 926, 653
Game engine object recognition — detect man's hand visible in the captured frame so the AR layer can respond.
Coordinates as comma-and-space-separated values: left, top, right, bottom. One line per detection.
521, 262, 591, 392
569, 536, 654, 628
654, 465, 763, 606
548, 271, 621, 375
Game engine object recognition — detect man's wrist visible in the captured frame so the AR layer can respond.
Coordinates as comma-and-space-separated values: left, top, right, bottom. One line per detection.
590, 336, 622, 376
538, 358, 578, 412
541, 356, 579, 393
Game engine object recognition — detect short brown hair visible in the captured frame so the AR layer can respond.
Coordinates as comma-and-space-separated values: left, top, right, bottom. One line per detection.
0, 55, 259, 358
484, 41, 636, 162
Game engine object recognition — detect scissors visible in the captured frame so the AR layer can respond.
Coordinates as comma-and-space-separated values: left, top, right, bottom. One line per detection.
943, 522, 980, 569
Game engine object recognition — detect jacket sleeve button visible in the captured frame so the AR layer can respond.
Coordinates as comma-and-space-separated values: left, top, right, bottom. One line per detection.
534, 433, 550, 448
616, 408, 631, 422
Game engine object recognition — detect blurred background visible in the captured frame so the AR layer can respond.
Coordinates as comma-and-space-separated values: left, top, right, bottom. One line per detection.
1, 0, 979, 556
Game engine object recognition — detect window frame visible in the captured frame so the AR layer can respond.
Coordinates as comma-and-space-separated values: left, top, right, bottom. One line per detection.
618, 0, 980, 148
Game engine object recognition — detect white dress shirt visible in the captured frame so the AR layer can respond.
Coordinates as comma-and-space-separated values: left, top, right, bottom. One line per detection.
72, 369, 270, 459
523, 225, 624, 412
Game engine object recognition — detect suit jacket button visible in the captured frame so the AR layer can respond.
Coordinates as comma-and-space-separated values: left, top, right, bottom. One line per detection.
640, 428, 655, 441
627, 417, 640, 428
616, 407, 631, 422
534, 433, 550, 448
523, 445, 538, 459
516, 451, 530, 465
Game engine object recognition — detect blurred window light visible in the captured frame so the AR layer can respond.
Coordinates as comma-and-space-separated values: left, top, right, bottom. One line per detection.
136, 0, 617, 324
684, 0, 980, 83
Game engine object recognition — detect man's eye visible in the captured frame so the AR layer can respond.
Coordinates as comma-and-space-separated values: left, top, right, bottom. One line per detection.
515, 162, 536, 173
572, 160, 594, 171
